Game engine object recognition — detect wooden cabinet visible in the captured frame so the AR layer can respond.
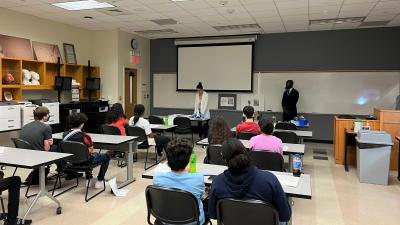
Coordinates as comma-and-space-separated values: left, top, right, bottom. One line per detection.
334, 109, 400, 171
1, 57, 100, 101
334, 117, 380, 166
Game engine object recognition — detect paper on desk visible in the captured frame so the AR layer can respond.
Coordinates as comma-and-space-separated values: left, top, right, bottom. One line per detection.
283, 146, 289, 152
109, 178, 129, 197
275, 174, 300, 187
153, 163, 171, 173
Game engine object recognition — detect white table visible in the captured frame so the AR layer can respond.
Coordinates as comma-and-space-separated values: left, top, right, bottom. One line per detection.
150, 124, 177, 131
142, 163, 312, 199
53, 132, 138, 188
0, 147, 71, 221
196, 138, 305, 156
230, 127, 312, 143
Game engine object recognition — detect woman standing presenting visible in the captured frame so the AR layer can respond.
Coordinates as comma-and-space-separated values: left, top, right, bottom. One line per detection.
193, 82, 210, 139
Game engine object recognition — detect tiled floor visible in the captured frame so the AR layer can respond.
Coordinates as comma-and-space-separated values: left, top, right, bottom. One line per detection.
1, 142, 400, 225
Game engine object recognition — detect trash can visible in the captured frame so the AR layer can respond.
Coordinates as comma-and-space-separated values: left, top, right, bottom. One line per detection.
356, 130, 393, 185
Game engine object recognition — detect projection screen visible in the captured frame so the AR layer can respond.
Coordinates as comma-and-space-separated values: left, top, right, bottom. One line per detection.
177, 44, 253, 92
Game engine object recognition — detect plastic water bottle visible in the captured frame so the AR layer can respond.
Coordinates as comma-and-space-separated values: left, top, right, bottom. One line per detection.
292, 154, 302, 177
272, 115, 277, 126
189, 151, 197, 173
164, 116, 168, 126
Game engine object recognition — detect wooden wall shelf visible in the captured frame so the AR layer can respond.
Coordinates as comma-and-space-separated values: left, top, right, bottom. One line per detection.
1, 57, 100, 101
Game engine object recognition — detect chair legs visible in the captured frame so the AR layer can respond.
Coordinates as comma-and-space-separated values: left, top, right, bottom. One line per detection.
52, 173, 79, 198
85, 177, 105, 202
0, 196, 6, 221
144, 147, 159, 170
12, 167, 18, 176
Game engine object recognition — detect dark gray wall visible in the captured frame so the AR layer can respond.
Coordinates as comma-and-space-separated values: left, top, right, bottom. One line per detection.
150, 27, 400, 142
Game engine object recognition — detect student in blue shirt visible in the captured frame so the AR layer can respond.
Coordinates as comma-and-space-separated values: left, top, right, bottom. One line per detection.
208, 138, 291, 225
153, 138, 206, 225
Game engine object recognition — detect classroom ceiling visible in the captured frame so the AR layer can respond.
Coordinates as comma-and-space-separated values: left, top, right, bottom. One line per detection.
1, 0, 400, 39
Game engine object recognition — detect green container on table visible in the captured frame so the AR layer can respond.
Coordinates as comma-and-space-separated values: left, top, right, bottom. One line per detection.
189, 152, 197, 173
164, 116, 168, 126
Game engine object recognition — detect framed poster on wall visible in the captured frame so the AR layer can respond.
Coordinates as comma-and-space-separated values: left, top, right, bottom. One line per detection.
63, 43, 77, 64
218, 94, 237, 110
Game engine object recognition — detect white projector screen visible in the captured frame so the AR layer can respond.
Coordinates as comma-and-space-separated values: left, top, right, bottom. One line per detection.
177, 44, 253, 91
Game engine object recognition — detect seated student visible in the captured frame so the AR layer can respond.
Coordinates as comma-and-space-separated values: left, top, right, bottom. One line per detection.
63, 113, 110, 189
0, 171, 22, 225
250, 118, 284, 155
235, 106, 261, 135
20, 106, 54, 152
153, 139, 206, 225
208, 138, 291, 225
20, 106, 55, 183
128, 104, 170, 156
106, 103, 128, 136
208, 116, 232, 145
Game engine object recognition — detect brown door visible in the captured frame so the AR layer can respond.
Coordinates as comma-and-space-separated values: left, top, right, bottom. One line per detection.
124, 68, 137, 118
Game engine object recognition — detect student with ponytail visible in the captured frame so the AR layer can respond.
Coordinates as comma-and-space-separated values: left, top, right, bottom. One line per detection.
128, 104, 170, 156
208, 138, 291, 225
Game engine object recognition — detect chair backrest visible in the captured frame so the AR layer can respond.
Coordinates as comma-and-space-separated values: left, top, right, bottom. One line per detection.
101, 124, 121, 135
59, 141, 90, 164
12, 138, 35, 150
125, 125, 149, 148
173, 117, 192, 132
275, 122, 297, 130
207, 145, 225, 166
149, 115, 164, 125
145, 185, 201, 225
237, 132, 257, 140
249, 150, 284, 172
273, 131, 299, 144
217, 198, 279, 225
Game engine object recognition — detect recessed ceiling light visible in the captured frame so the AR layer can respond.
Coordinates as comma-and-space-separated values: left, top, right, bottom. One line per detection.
170, 0, 189, 2
52, 0, 115, 11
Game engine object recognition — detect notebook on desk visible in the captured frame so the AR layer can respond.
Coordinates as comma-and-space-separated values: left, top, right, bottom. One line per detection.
275, 174, 300, 187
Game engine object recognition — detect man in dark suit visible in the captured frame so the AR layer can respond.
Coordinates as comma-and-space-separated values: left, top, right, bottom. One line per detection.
281, 80, 299, 121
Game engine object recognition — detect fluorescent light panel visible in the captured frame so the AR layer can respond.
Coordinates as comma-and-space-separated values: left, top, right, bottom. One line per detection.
52, 0, 115, 11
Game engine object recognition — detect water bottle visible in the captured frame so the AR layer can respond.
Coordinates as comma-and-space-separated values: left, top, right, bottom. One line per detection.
189, 151, 197, 173
292, 154, 302, 177
164, 116, 168, 126
272, 115, 277, 127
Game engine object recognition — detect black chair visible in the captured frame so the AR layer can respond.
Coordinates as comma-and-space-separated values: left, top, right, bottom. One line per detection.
125, 126, 157, 170
249, 150, 285, 172
101, 124, 128, 167
206, 145, 225, 166
275, 122, 297, 130
174, 117, 194, 143
11, 138, 48, 198
145, 185, 211, 225
217, 198, 279, 225
237, 132, 257, 140
273, 131, 299, 144
149, 116, 164, 125
52, 141, 105, 202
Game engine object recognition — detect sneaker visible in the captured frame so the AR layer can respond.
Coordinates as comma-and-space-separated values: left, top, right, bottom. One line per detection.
86, 178, 97, 188
94, 180, 105, 189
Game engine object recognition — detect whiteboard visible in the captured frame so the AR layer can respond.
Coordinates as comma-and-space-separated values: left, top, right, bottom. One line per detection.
153, 72, 400, 114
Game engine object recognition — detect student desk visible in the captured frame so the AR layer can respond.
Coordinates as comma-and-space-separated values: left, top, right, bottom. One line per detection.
142, 163, 312, 199
196, 138, 305, 156
0, 147, 71, 221
150, 124, 177, 131
230, 127, 312, 143
52, 133, 138, 188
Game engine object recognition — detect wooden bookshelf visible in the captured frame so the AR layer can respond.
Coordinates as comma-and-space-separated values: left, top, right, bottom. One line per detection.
0, 57, 100, 101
